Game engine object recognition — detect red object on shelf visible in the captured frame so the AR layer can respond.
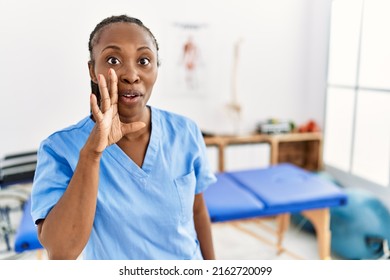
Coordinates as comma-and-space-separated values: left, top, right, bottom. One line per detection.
298, 120, 321, 133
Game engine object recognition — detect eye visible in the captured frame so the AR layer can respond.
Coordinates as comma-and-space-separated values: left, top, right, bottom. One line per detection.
107, 57, 121, 65
139, 57, 150, 66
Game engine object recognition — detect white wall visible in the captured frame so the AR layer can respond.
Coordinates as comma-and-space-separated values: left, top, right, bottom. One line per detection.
0, 0, 332, 156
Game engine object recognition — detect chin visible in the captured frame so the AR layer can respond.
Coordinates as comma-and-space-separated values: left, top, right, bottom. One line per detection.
118, 104, 145, 121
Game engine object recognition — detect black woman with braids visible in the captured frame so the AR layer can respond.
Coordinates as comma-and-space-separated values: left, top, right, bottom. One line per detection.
31, 15, 216, 260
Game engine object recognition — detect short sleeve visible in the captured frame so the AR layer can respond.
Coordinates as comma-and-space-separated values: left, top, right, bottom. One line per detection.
30, 139, 73, 224
193, 124, 217, 194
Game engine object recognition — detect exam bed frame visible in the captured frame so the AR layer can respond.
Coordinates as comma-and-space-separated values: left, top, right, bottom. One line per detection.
204, 163, 347, 260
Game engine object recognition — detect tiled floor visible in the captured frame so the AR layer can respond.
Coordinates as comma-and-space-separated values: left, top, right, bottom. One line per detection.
212, 217, 324, 260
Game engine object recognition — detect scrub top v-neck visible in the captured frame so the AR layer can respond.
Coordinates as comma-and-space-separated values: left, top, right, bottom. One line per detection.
31, 106, 216, 259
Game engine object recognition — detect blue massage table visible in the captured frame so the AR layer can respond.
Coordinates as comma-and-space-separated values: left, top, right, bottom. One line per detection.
14, 197, 43, 253
0, 151, 43, 256
204, 163, 348, 259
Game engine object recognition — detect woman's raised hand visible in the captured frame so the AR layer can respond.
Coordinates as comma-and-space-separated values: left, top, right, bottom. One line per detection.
89, 69, 145, 154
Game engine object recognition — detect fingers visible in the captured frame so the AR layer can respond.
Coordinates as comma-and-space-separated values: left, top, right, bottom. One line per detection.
98, 69, 118, 114
108, 69, 118, 106
122, 122, 146, 135
98, 74, 110, 113
90, 94, 103, 122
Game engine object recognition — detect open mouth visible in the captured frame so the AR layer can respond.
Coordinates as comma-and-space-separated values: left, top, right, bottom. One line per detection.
119, 90, 143, 103
121, 90, 142, 98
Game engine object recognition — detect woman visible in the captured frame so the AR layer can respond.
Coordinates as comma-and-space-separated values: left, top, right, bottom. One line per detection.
31, 15, 217, 260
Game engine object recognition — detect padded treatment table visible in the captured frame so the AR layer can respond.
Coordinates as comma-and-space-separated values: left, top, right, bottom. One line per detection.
14, 198, 43, 253
204, 163, 348, 259
205, 173, 266, 222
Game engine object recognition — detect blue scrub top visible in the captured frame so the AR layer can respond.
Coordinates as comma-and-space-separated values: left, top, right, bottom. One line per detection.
31, 106, 217, 259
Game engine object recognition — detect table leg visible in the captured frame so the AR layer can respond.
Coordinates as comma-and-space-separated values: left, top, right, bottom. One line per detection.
301, 208, 331, 260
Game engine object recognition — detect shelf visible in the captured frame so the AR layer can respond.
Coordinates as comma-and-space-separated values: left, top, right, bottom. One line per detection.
204, 132, 323, 172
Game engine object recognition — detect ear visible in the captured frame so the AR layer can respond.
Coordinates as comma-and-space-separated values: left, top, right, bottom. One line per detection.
88, 61, 98, 83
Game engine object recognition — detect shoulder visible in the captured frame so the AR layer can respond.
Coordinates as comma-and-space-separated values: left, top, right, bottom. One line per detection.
151, 107, 204, 146
152, 107, 199, 132
41, 116, 93, 150
47, 116, 92, 138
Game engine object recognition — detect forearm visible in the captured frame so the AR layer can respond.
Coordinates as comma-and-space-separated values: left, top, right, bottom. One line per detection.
38, 146, 101, 259
193, 194, 216, 260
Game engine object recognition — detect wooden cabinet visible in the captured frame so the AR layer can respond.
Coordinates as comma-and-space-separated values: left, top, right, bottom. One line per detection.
204, 132, 323, 172
266, 132, 323, 171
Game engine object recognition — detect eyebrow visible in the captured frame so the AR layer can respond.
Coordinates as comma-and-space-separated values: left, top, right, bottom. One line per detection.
101, 45, 154, 54
101, 45, 121, 54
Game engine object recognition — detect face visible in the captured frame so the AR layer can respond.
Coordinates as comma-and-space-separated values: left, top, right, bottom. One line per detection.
88, 22, 158, 122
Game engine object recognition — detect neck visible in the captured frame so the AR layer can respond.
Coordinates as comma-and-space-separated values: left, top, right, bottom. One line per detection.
123, 106, 151, 142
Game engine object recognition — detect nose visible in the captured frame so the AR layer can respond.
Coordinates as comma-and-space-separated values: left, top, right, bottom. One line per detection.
118, 62, 140, 84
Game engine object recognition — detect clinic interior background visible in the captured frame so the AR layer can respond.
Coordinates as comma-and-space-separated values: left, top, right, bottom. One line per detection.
0, 0, 328, 155
1, 0, 388, 207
